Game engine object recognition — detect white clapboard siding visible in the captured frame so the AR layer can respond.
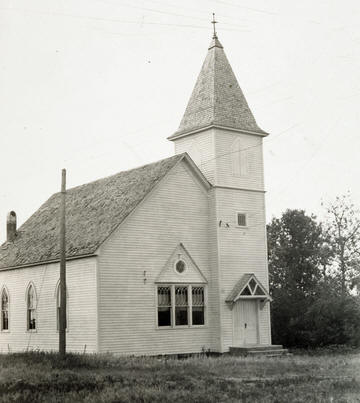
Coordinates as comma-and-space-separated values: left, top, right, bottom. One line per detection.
97, 160, 215, 355
174, 131, 215, 183
173, 127, 271, 352
214, 129, 265, 190
0, 257, 98, 353
215, 187, 271, 350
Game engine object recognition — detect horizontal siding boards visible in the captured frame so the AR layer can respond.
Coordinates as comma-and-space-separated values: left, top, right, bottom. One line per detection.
0, 258, 97, 353
215, 188, 271, 350
208, 189, 221, 351
214, 128, 264, 190
174, 131, 215, 184
98, 161, 214, 355
174, 127, 270, 351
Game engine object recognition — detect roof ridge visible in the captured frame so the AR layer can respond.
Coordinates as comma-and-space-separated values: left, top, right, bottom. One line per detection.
64, 154, 185, 193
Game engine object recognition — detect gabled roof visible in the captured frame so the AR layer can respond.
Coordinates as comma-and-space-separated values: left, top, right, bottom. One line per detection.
226, 273, 272, 303
169, 36, 267, 140
0, 154, 191, 270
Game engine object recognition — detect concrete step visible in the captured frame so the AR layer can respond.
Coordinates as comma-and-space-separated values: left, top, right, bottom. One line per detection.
229, 345, 289, 357
247, 349, 289, 356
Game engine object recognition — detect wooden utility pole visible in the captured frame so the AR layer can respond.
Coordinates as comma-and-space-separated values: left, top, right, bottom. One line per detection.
59, 169, 66, 357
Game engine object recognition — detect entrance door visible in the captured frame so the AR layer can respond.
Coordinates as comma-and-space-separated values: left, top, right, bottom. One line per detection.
233, 300, 259, 346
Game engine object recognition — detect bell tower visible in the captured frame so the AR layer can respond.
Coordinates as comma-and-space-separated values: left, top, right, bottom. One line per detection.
168, 24, 272, 352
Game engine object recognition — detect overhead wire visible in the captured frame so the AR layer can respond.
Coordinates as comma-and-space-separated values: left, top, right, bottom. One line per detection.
0, 7, 250, 33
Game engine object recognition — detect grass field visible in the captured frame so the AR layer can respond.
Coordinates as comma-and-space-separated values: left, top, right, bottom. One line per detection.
0, 350, 359, 402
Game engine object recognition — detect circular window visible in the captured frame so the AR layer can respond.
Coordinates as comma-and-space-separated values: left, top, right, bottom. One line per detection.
175, 260, 186, 274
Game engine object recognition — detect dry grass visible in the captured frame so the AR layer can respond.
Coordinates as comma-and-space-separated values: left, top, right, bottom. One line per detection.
0, 350, 359, 402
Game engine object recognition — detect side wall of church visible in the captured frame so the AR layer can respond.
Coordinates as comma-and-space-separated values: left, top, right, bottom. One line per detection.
97, 160, 220, 355
0, 257, 98, 353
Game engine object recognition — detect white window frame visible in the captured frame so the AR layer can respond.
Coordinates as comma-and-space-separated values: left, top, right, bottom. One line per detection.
1, 286, 10, 332
156, 284, 206, 329
235, 212, 248, 228
25, 282, 37, 332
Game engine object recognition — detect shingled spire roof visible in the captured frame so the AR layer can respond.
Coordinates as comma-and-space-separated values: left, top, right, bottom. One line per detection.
169, 35, 267, 139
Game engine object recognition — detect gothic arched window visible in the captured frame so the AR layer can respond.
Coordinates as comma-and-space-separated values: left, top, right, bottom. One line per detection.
1, 288, 9, 331
56, 282, 68, 331
26, 284, 37, 330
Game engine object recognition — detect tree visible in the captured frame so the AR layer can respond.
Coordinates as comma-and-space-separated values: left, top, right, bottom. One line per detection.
323, 194, 360, 296
267, 209, 331, 346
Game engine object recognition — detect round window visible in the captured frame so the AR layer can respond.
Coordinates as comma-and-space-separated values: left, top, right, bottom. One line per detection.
175, 260, 186, 274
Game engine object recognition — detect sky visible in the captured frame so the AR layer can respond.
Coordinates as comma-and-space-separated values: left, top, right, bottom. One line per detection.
0, 0, 359, 243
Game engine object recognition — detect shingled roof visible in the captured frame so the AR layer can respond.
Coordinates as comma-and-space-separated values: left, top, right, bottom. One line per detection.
169, 36, 267, 139
0, 154, 184, 270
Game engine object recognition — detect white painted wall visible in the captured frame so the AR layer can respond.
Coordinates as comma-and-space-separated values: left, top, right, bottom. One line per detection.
214, 187, 271, 350
0, 257, 98, 353
173, 127, 272, 352
97, 159, 215, 355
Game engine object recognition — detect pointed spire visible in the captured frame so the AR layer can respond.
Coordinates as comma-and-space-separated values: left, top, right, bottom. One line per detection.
211, 13, 218, 39
209, 13, 223, 50
169, 24, 267, 140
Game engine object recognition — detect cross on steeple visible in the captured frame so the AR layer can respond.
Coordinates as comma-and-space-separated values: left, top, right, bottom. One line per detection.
211, 13, 218, 39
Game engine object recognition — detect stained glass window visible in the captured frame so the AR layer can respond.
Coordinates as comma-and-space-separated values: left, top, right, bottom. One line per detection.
175, 287, 188, 325
27, 285, 36, 330
158, 287, 171, 326
157, 285, 206, 328
1, 289, 9, 331
192, 287, 204, 325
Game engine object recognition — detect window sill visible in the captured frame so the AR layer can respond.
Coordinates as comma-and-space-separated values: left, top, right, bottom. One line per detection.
26, 329, 37, 333
156, 325, 207, 330
0, 330, 10, 333
235, 225, 249, 229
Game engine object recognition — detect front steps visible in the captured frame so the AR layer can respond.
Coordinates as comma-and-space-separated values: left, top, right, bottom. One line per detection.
229, 345, 289, 357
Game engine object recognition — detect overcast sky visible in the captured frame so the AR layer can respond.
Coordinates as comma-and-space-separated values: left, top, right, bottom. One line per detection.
1, 0, 359, 243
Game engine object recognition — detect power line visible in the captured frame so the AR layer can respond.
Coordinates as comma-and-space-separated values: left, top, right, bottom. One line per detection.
0, 7, 250, 33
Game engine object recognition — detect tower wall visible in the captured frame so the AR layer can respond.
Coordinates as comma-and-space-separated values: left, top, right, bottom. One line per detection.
173, 127, 271, 351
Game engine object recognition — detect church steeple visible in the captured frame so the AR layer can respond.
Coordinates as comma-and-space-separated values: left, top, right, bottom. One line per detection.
169, 28, 267, 140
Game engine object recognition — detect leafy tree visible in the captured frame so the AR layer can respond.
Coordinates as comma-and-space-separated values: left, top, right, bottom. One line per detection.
323, 194, 360, 296
267, 209, 331, 346
304, 282, 360, 346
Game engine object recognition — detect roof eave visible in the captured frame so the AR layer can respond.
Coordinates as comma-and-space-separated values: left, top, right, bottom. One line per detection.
0, 253, 98, 272
168, 124, 269, 141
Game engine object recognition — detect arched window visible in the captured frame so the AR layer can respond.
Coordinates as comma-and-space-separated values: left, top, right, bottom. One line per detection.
231, 138, 249, 177
26, 284, 36, 330
56, 282, 68, 331
1, 288, 9, 331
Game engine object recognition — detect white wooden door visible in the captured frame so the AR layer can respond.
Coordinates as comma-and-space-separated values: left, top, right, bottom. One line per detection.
233, 300, 259, 346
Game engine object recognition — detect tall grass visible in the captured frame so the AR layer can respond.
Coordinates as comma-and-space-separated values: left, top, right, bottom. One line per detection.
0, 351, 358, 402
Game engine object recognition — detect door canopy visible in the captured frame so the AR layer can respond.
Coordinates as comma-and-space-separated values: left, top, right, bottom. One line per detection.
226, 273, 272, 305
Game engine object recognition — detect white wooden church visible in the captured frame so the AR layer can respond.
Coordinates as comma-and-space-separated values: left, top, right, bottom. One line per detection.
0, 32, 277, 355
